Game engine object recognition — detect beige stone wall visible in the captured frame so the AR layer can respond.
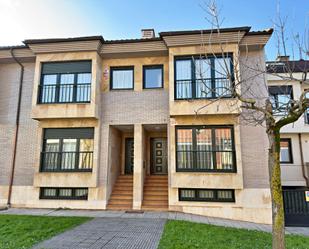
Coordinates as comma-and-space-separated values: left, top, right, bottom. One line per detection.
105, 126, 122, 201
169, 188, 272, 224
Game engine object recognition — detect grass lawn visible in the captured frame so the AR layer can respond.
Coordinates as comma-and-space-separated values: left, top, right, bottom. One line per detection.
158, 220, 309, 249
0, 214, 91, 249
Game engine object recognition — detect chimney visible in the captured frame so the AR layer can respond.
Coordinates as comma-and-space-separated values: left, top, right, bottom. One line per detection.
276, 55, 290, 62
141, 29, 155, 39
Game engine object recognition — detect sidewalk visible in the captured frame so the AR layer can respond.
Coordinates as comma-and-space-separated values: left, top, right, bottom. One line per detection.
1, 208, 309, 237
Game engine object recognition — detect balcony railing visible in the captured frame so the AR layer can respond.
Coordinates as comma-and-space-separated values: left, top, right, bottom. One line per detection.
175, 78, 233, 100
38, 83, 91, 104
40, 151, 93, 172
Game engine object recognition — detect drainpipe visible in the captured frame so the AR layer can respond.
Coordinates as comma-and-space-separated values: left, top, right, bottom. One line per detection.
7, 48, 24, 206
298, 133, 309, 187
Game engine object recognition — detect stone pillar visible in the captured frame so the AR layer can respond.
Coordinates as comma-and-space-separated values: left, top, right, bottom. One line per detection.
133, 124, 144, 209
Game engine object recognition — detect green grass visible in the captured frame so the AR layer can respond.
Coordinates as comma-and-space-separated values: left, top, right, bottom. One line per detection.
0, 214, 91, 249
158, 220, 309, 249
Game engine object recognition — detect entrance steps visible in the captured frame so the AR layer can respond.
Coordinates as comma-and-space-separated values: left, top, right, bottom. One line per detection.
107, 175, 133, 210
142, 175, 168, 211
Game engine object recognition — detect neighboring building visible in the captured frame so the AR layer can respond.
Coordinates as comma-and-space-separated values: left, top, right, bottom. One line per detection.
0, 26, 273, 224
267, 57, 309, 226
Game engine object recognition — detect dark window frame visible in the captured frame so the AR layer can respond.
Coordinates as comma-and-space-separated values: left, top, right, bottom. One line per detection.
40, 128, 94, 172
143, 65, 164, 89
40, 187, 88, 200
268, 85, 293, 115
174, 54, 235, 100
175, 125, 237, 173
110, 66, 134, 90
179, 188, 235, 202
280, 138, 293, 164
38, 60, 92, 104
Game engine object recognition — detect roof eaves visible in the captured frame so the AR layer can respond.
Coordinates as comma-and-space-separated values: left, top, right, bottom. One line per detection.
23, 36, 104, 45
159, 26, 251, 37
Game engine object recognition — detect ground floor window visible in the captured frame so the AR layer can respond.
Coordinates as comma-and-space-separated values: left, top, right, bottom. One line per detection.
179, 188, 235, 202
41, 128, 94, 172
280, 138, 293, 163
176, 126, 236, 172
40, 188, 88, 200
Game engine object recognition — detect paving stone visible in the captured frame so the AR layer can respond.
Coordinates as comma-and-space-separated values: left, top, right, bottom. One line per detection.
33, 218, 166, 249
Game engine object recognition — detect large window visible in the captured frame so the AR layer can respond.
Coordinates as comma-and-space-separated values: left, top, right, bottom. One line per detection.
39, 61, 92, 103
110, 66, 134, 90
143, 65, 163, 89
41, 128, 94, 172
40, 188, 88, 200
174, 55, 234, 99
280, 138, 293, 163
179, 188, 235, 202
269, 86, 293, 115
176, 126, 236, 172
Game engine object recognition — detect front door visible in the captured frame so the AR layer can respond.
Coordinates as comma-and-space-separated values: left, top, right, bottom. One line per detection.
151, 138, 168, 174
125, 138, 134, 174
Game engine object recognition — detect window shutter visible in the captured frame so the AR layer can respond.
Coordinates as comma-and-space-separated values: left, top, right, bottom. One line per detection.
42, 61, 92, 74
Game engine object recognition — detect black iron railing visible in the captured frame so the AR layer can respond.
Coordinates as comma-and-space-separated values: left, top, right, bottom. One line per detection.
38, 83, 91, 103
175, 78, 233, 99
40, 151, 93, 172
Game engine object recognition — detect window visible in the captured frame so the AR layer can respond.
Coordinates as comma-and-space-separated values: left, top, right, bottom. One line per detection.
176, 126, 236, 172
41, 128, 94, 172
280, 138, 293, 163
39, 61, 92, 103
268, 86, 293, 115
143, 65, 163, 89
179, 188, 235, 202
110, 66, 134, 89
174, 55, 234, 99
40, 188, 88, 200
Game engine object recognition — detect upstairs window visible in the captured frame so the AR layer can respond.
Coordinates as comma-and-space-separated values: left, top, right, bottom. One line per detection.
175, 55, 234, 99
110, 66, 134, 90
143, 65, 163, 89
280, 138, 293, 163
268, 86, 293, 115
39, 61, 92, 104
41, 128, 94, 172
176, 126, 236, 172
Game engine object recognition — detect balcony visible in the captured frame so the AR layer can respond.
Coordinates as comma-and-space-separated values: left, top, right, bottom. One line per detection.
31, 53, 101, 120
38, 83, 91, 104
40, 151, 93, 172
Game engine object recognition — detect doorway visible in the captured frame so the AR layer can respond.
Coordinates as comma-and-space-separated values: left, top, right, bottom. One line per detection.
151, 138, 167, 175
125, 138, 134, 174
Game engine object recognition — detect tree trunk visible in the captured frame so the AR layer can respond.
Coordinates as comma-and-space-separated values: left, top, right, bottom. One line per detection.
267, 127, 285, 249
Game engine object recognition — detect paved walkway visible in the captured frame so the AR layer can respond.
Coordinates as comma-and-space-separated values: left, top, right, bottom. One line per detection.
1, 208, 309, 237
33, 217, 166, 249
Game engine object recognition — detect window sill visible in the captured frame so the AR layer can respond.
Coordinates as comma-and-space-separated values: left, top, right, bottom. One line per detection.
176, 169, 237, 173
40, 169, 93, 173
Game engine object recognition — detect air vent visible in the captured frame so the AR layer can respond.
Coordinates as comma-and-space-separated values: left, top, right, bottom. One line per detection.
141, 29, 155, 39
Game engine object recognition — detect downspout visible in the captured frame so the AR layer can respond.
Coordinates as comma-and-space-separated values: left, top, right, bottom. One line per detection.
298, 133, 309, 187
7, 48, 24, 206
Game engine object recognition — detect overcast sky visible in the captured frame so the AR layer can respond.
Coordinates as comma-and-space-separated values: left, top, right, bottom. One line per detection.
0, 0, 308, 60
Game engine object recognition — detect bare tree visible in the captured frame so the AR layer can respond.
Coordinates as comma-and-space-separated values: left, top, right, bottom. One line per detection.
190, 1, 309, 249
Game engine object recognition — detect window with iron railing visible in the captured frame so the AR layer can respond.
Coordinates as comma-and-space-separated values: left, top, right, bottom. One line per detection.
176, 126, 236, 172
174, 55, 234, 100
38, 61, 92, 104
268, 85, 293, 116
40, 128, 94, 172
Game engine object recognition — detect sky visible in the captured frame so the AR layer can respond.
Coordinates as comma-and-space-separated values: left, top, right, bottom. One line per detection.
0, 0, 308, 60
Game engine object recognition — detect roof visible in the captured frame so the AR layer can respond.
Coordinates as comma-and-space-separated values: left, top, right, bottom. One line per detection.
266, 60, 309, 73
158, 26, 251, 37
23, 36, 104, 45
104, 37, 162, 44
0, 45, 28, 50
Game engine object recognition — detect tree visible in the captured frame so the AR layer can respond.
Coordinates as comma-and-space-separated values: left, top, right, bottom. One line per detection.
193, 1, 309, 248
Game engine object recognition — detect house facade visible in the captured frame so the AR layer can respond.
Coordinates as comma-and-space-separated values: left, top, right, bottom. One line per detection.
0, 27, 273, 224
267, 58, 309, 226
